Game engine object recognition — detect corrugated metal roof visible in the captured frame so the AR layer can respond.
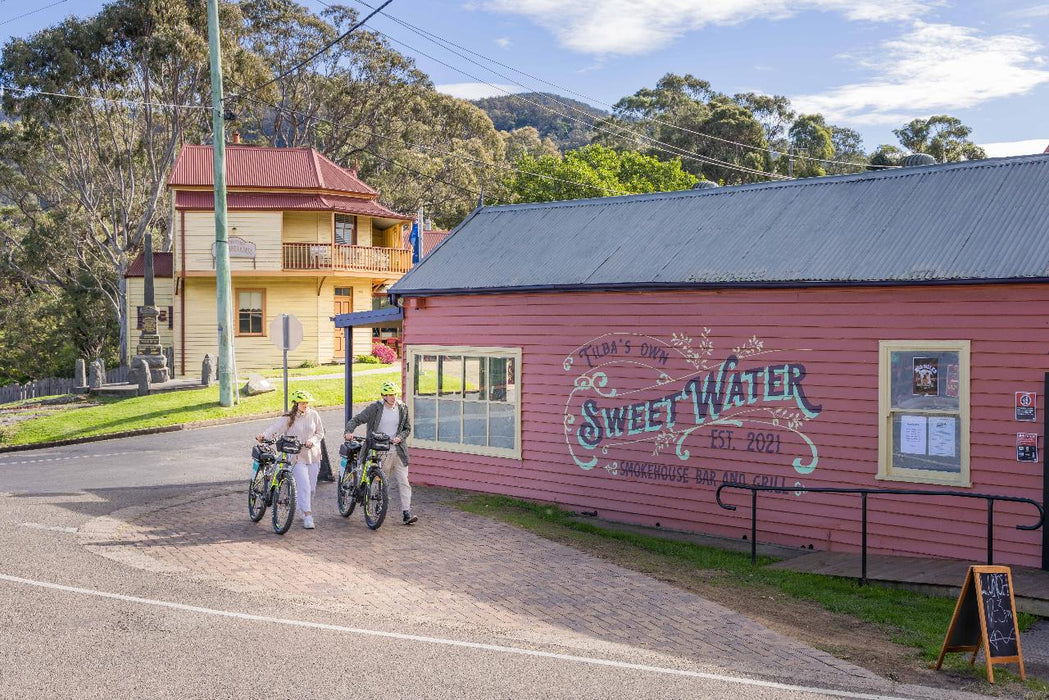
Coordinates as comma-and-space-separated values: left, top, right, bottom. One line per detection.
391, 155, 1049, 295
174, 191, 410, 220
124, 252, 173, 278
167, 144, 378, 196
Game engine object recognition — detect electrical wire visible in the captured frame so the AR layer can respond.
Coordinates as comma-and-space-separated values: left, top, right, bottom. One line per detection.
0, 83, 212, 111
345, 0, 894, 171
0, 0, 70, 27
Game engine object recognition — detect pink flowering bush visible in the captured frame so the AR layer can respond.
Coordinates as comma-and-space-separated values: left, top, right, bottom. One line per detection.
371, 343, 397, 364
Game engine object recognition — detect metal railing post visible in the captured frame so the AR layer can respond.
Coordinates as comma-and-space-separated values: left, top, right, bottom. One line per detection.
987, 498, 995, 565
751, 489, 758, 564
861, 492, 868, 586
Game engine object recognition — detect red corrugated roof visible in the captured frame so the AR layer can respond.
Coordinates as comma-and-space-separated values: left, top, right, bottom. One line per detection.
167, 145, 378, 196
125, 252, 173, 278
402, 228, 450, 257
174, 190, 410, 220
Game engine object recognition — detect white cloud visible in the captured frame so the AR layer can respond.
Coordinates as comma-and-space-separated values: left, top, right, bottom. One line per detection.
793, 23, 1049, 125
479, 0, 938, 55
495, 37, 512, 49
1011, 4, 1049, 19
435, 82, 525, 100
980, 138, 1049, 157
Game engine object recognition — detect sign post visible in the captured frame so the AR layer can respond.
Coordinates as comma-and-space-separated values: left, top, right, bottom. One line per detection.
936, 565, 1025, 683
269, 314, 303, 412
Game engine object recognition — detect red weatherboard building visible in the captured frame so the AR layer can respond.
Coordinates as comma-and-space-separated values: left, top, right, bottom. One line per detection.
338, 155, 1049, 568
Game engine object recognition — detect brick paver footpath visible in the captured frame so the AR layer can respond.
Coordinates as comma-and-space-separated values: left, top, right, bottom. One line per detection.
80, 485, 893, 692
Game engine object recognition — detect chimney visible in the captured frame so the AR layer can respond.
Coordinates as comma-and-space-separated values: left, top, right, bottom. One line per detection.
349, 158, 359, 178
231, 131, 241, 145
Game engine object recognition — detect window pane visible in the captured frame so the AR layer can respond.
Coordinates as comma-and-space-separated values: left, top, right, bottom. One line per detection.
889, 350, 960, 411
463, 401, 487, 446
415, 355, 437, 396
251, 313, 262, 334
489, 357, 517, 402
891, 412, 961, 473
489, 402, 516, 449
439, 356, 463, 397
335, 214, 356, 245
437, 399, 461, 443
414, 397, 436, 440
239, 311, 252, 334
464, 356, 486, 401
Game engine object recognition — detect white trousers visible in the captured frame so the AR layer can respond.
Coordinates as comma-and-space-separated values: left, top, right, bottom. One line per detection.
293, 461, 321, 516
381, 449, 412, 513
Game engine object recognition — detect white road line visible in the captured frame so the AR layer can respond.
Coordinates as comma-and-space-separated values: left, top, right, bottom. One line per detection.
0, 451, 154, 467
0, 572, 904, 700
19, 523, 79, 533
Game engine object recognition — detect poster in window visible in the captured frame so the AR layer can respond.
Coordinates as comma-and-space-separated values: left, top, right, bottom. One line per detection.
901, 415, 928, 455
945, 364, 959, 398
913, 358, 939, 396
928, 417, 957, 457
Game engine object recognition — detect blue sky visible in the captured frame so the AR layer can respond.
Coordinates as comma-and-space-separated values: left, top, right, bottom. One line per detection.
3, 0, 1049, 156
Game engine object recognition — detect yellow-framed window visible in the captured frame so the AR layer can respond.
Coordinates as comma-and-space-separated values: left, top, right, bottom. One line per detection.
878, 340, 970, 486
236, 289, 265, 337
408, 345, 522, 460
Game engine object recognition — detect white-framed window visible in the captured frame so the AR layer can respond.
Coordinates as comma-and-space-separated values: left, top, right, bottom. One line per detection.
409, 345, 521, 459
878, 340, 970, 486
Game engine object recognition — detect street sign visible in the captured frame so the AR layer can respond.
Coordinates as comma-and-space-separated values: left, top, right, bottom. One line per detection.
269, 314, 303, 351
269, 314, 303, 411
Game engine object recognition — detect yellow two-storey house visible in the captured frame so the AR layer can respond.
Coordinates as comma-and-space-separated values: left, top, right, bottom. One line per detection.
162, 143, 412, 377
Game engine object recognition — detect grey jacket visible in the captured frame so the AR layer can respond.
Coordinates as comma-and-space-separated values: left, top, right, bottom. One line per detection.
345, 399, 411, 465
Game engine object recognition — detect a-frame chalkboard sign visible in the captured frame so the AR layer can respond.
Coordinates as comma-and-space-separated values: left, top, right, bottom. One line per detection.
936, 565, 1025, 683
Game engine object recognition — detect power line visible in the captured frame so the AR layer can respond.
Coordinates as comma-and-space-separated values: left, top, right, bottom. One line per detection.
229, 0, 393, 101
345, 0, 893, 172
0, 0, 70, 27
0, 83, 212, 111
338, 10, 785, 181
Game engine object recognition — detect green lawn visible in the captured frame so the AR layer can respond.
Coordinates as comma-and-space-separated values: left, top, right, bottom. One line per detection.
5, 370, 396, 445
458, 494, 1044, 688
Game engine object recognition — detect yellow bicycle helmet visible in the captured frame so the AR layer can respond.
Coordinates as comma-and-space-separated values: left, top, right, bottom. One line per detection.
380, 381, 399, 395
289, 389, 315, 403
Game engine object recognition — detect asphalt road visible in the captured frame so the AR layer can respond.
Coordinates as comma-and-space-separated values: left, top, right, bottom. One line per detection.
0, 414, 988, 699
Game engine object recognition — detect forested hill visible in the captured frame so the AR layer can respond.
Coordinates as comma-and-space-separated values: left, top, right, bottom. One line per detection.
472, 92, 608, 151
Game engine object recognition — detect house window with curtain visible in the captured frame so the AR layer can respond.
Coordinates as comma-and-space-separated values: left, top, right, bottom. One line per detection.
335, 214, 356, 245
409, 346, 521, 459
878, 340, 970, 486
236, 289, 265, 336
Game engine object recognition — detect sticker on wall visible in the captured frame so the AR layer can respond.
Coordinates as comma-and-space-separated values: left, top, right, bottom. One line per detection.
1015, 392, 1037, 422
1017, 432, 1039, 463
562, 331, 823, 480
913, 358, 939, 396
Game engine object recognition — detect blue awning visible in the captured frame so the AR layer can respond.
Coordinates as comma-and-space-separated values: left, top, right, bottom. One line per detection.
333, 307, 403, 328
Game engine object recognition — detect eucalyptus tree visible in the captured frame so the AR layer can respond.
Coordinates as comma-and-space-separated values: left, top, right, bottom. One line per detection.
893, 115, 987, 162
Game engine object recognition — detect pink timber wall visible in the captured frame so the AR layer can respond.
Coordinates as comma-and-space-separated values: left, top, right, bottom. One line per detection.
402, 284, 1049, 567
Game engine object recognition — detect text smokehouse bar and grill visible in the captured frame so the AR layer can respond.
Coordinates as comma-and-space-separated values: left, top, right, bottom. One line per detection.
337, 154, 1049, 568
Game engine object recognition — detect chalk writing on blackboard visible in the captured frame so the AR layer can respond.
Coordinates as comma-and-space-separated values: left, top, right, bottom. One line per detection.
936, 566, 1024, 684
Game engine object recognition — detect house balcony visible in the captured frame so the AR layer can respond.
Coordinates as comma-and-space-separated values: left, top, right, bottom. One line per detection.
282, 243, 412, 275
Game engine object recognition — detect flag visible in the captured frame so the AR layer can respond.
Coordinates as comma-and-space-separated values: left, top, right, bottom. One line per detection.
409, 222, 421, 263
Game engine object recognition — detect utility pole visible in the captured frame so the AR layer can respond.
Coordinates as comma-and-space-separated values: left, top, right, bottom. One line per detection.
207, 0, 235, 406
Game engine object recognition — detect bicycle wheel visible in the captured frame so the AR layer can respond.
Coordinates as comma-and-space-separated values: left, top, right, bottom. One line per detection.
271, 470, 297, 535
248, 468, 267, 522
337, 465, 359, 517
363, 467, 388, 530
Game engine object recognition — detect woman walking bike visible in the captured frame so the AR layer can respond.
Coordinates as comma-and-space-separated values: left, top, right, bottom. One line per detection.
257, 389, 325, 529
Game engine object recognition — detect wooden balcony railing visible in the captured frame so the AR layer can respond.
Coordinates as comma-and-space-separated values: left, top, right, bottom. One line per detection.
282, 243, 412, 274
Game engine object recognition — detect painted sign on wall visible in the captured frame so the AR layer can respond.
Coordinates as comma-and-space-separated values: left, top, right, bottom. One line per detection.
563, 331, 823, 482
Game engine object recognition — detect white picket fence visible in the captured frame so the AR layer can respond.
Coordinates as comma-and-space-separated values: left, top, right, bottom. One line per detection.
0, 366, 129, 405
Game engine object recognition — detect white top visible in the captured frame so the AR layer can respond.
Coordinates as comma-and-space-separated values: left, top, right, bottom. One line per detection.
377, 404, 399, 438
261, 408, 325, 464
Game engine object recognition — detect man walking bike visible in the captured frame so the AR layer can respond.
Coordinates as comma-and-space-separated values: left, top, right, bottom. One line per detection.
345, 381, 418, 525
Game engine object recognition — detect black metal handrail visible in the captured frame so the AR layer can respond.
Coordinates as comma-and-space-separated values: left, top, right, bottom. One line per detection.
715, 484, 1045, 585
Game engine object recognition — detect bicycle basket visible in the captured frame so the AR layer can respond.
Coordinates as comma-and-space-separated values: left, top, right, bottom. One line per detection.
252, 444, 277, 463
339, 439, 362, 458
369, 433, 392, 452
276, 436, 302, 454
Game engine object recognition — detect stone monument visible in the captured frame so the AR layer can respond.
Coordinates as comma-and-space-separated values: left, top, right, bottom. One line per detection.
88, 360, 103, 389
74, 359, 88, 393
134, 357, 152, 396
201, 353, 215, 387
128, 232, 170, 385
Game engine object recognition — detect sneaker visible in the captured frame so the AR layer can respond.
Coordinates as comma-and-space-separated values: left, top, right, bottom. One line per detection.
402, 511, 418, 526
303, 515, 315, 529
